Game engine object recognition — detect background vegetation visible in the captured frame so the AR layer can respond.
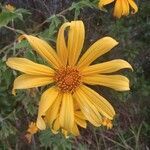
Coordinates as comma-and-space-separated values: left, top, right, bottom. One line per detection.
0, 0, 150, 149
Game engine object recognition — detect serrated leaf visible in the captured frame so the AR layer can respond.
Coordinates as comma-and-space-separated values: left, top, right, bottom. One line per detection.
3, 69, 13, 88
14, 8, 31, 15
15, 40, 30, 49
69, 0, 95, 10
69, 0, 96, 19
24, 50, 37, 62
0, 11, 18, 27
0, 8, 30, 27
39, 129, 72, 149
39, 16, 62, 42
0, 121, 17, 139
26, 103, 37, 116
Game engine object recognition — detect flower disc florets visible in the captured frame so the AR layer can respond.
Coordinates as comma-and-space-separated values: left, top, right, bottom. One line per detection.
54, 66, 81, 93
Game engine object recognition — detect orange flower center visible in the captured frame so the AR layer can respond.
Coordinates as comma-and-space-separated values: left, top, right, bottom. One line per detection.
54, 66, 81, 93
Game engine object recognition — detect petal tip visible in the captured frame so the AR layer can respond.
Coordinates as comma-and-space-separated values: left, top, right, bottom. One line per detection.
130, 66, 134, 71
104, 36, 119, 46
36, 117, 46, 130
6, 57, 14, 68
18, 34, 27, 42
12, 88, 16, 96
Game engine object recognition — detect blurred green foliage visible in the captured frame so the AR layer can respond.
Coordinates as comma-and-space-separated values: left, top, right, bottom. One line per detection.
0, 0, 150, 149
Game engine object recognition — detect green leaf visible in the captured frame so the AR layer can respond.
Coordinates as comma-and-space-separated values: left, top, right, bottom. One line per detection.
0, 8, 30, 27
39, 129, 72, 149
2, 69, 13, 88
14, 8, 31, 15
39, 15, 62, 42
15, 40, 30, 49
24, 50, 37, 62
69, 0, 96, 19
70, 0, 96, 10
0, 121, 17, 139
0, 11, 18, 27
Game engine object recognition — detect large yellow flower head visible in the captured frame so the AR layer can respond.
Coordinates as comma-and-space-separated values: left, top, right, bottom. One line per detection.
6, 20, 132, 136
99, 0, 138, 18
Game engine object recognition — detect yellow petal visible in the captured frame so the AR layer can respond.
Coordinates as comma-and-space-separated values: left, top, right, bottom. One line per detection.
74, 101, 80, 110
75, 117, 87, 128
98, 0, 114, 9
71, 124, 80, 136
122, 0, 130, 16
83, 74, 130, 91
114, 0, 122, 18
81, 59, 133, 75
46, 94, 62, 126
37, 87, 59, 130
56, 22, 71, 66
51, 129, 59, 135
36, 117, 45, 132
75, 111, 87, 120
80, 85, 115, 120
18, 34, 61, 69
12, 74, 54, 95
6, 57, 55, 76
62, 129, 69, 138
59, 93, 74, 131
77, 37, 118, 69
68, 21, 85, 66
53, 117, 60, 132
128, 0, 138, 14
74, 88, 102, 127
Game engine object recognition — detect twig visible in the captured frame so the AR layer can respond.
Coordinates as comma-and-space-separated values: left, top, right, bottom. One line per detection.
3, 26, 25, 34
0, 43, 14, 55
101, 134, 131, 149
1, 5, 70, 57
0, 110, 16, 122
31, 7, 70, 32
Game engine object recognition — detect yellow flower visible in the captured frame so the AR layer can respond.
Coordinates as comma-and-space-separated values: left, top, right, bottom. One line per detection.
27, 122, 38, 134
5, 4, 15, 12
99, 0, 138, 18
25, 122, 38, 143
6, 20, 132, 135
